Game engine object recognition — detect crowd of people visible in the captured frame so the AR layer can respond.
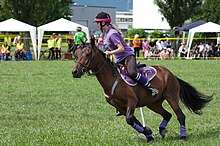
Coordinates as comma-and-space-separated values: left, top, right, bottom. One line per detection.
1, 30, 220, 61
46, 33, 62, 60
0, 32, 29, 61
96, 33, 220, 60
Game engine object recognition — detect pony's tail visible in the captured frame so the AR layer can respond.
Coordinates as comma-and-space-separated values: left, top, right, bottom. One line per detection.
177, 77, 213, 115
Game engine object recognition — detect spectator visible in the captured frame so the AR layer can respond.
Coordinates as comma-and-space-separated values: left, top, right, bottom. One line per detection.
142, 39, 149, 59
159, 47, 169, 60
192, 44, 200, 59
74, 26, 88, 52
156, 40, 163, 51
47, 34, 54, 60
15, 40, 24, 60
207, 42, 215, 58
98, 33, 104, 51
133, 34, 140, 57
199, 42, 209, 59
165, 40, 174, 59
216, 43, 220, 57
50, 33, 57, 60
47, 35, 53, 59
4, 33, 12, 50
149, 39, 156, 54
178, 42, 187, 58
1, 42, 11, 61
13, 36, 20, 46
55, 33, 62, 60
217, 33, 220, 45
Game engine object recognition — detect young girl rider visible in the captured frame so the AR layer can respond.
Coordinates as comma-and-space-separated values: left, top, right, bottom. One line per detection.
94, 12, 159, 97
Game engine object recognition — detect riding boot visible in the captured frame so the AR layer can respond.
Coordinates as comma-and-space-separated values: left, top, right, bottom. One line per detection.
135, 73, 159, 96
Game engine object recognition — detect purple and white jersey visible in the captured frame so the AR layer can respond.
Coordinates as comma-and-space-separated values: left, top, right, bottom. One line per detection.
105, 27, 134, 62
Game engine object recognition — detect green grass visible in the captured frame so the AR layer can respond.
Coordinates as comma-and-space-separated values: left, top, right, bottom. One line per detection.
0, 60, 219, 146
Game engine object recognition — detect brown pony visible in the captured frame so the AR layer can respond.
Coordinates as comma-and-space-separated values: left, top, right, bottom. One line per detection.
72, 38, 212, 143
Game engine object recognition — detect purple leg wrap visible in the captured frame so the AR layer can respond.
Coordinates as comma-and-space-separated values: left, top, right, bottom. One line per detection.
180, 125, 186, 137
135, 73, 149, 87
132, 122, 144, 133
159, 120, 168, 129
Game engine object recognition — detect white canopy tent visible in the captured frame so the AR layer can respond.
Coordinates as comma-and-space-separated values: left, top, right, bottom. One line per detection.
186, 22, 220, 57
37, 18, 89, 60
0, 18, 37, 60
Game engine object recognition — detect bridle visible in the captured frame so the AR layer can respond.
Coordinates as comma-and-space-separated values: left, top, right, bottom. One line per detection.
75, 46, 108, 75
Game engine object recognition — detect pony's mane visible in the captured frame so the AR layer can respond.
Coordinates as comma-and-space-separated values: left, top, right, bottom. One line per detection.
96, 48, 112, 63
89, 37, 113, 64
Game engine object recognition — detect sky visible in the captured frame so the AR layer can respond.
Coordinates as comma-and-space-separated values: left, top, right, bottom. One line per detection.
73, 0, 133, 11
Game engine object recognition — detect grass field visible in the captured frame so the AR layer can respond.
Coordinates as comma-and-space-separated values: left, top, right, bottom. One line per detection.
0, 60, 219, 146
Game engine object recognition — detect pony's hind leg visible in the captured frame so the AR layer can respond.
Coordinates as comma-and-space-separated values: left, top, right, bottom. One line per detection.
125, 107, 154, 143
146, 103, 172, 138
166, 97, 187, 140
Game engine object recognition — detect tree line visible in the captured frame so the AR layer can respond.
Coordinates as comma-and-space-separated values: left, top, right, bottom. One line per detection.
0, 0, 73, 26
0, 0, 219, 29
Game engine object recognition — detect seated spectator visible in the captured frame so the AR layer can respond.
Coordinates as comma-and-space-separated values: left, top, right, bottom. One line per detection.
15, 40, 24, 60
207, 42, 215, 58
153, 48, 160, 60
198, 42, 209, 58
178, 42, 187, 58
192, 44, 200, 59
159, 47, 169, 60
1, 42, 11, 61
166, 41, 174, 59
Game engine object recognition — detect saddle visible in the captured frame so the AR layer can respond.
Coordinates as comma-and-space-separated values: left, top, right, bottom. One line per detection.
117, 63, 157, 86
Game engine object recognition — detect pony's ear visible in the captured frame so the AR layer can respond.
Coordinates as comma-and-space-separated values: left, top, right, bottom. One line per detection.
90, 36, 96, 49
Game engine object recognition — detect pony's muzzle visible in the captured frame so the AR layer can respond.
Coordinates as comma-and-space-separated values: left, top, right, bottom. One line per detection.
72, 69, 81, 78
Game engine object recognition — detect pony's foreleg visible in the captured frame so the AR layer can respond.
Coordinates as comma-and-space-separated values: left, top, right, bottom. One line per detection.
125, 108, 154, 143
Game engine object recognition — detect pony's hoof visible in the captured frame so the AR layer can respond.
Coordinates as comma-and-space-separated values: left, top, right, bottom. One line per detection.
147, 136, 154, 143
160, 129, 167, 138
180, 136, 187, 141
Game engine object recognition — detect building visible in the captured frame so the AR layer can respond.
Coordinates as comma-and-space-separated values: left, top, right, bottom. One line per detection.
72, 0, 133, 35
116, 11, 133, 35
71, 5, 116, 36
71, 0, 170, 37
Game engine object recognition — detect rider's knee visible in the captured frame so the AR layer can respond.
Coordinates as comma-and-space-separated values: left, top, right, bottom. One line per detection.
127, 70, 137, 79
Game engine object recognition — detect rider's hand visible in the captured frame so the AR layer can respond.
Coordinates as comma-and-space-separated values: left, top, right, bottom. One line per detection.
104, 50, 111, 58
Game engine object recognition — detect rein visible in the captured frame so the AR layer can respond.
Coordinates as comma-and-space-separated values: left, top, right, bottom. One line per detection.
75, 47, 108, 76
88, 57, 108, 75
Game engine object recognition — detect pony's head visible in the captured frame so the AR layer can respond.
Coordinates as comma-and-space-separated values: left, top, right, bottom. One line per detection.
72, 37, 97, 78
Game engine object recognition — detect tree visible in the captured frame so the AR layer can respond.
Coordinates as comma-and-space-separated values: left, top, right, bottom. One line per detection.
125, 29, 147, 38
154, 0, 203, 29
0, 0, 73, 51
192, 0, 220, 24
0, 0, 73, 26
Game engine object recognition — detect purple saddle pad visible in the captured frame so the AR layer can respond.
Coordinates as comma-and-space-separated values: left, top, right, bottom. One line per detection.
118, 66, 157, 86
